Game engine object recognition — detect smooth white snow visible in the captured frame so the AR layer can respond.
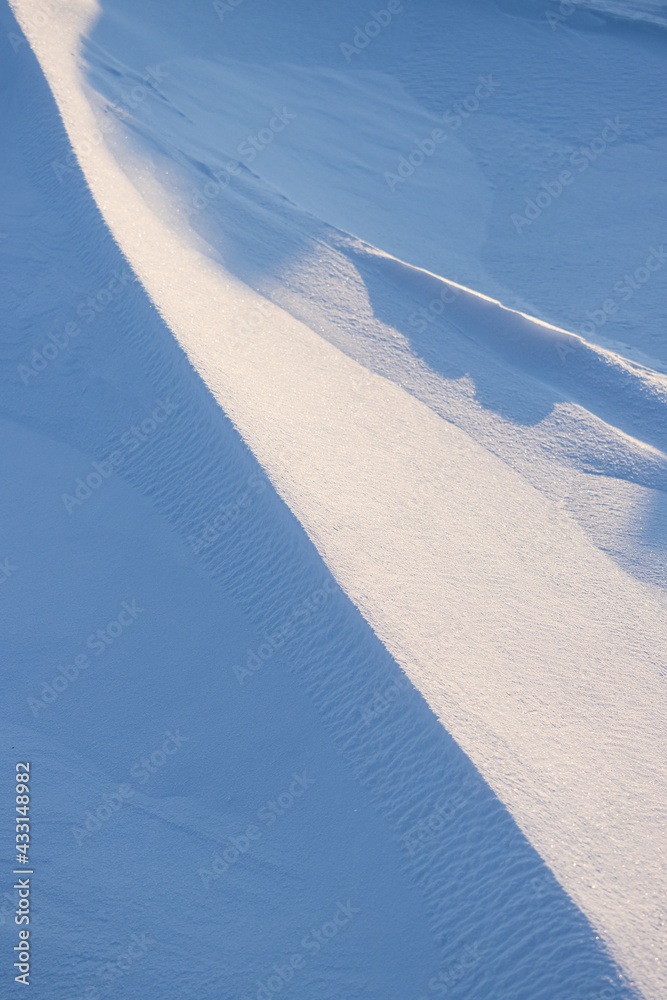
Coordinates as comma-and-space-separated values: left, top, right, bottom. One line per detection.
4, 0, 667, 997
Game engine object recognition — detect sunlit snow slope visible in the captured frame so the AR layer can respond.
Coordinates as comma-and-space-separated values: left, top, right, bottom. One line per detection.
3, 0, 667, 998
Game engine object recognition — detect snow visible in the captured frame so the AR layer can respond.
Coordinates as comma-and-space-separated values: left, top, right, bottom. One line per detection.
2, 0, 666, 998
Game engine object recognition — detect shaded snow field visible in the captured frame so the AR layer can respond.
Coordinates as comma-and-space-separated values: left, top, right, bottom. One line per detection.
2, 0, 667, 998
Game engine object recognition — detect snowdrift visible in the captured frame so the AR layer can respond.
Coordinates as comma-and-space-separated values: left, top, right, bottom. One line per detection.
3, 0, 667, 998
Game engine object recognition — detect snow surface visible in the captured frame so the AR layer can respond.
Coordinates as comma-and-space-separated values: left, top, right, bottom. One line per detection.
2, 0, 666, 998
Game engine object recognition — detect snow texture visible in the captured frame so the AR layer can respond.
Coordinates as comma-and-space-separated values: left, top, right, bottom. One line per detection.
1, 0, 666, 998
